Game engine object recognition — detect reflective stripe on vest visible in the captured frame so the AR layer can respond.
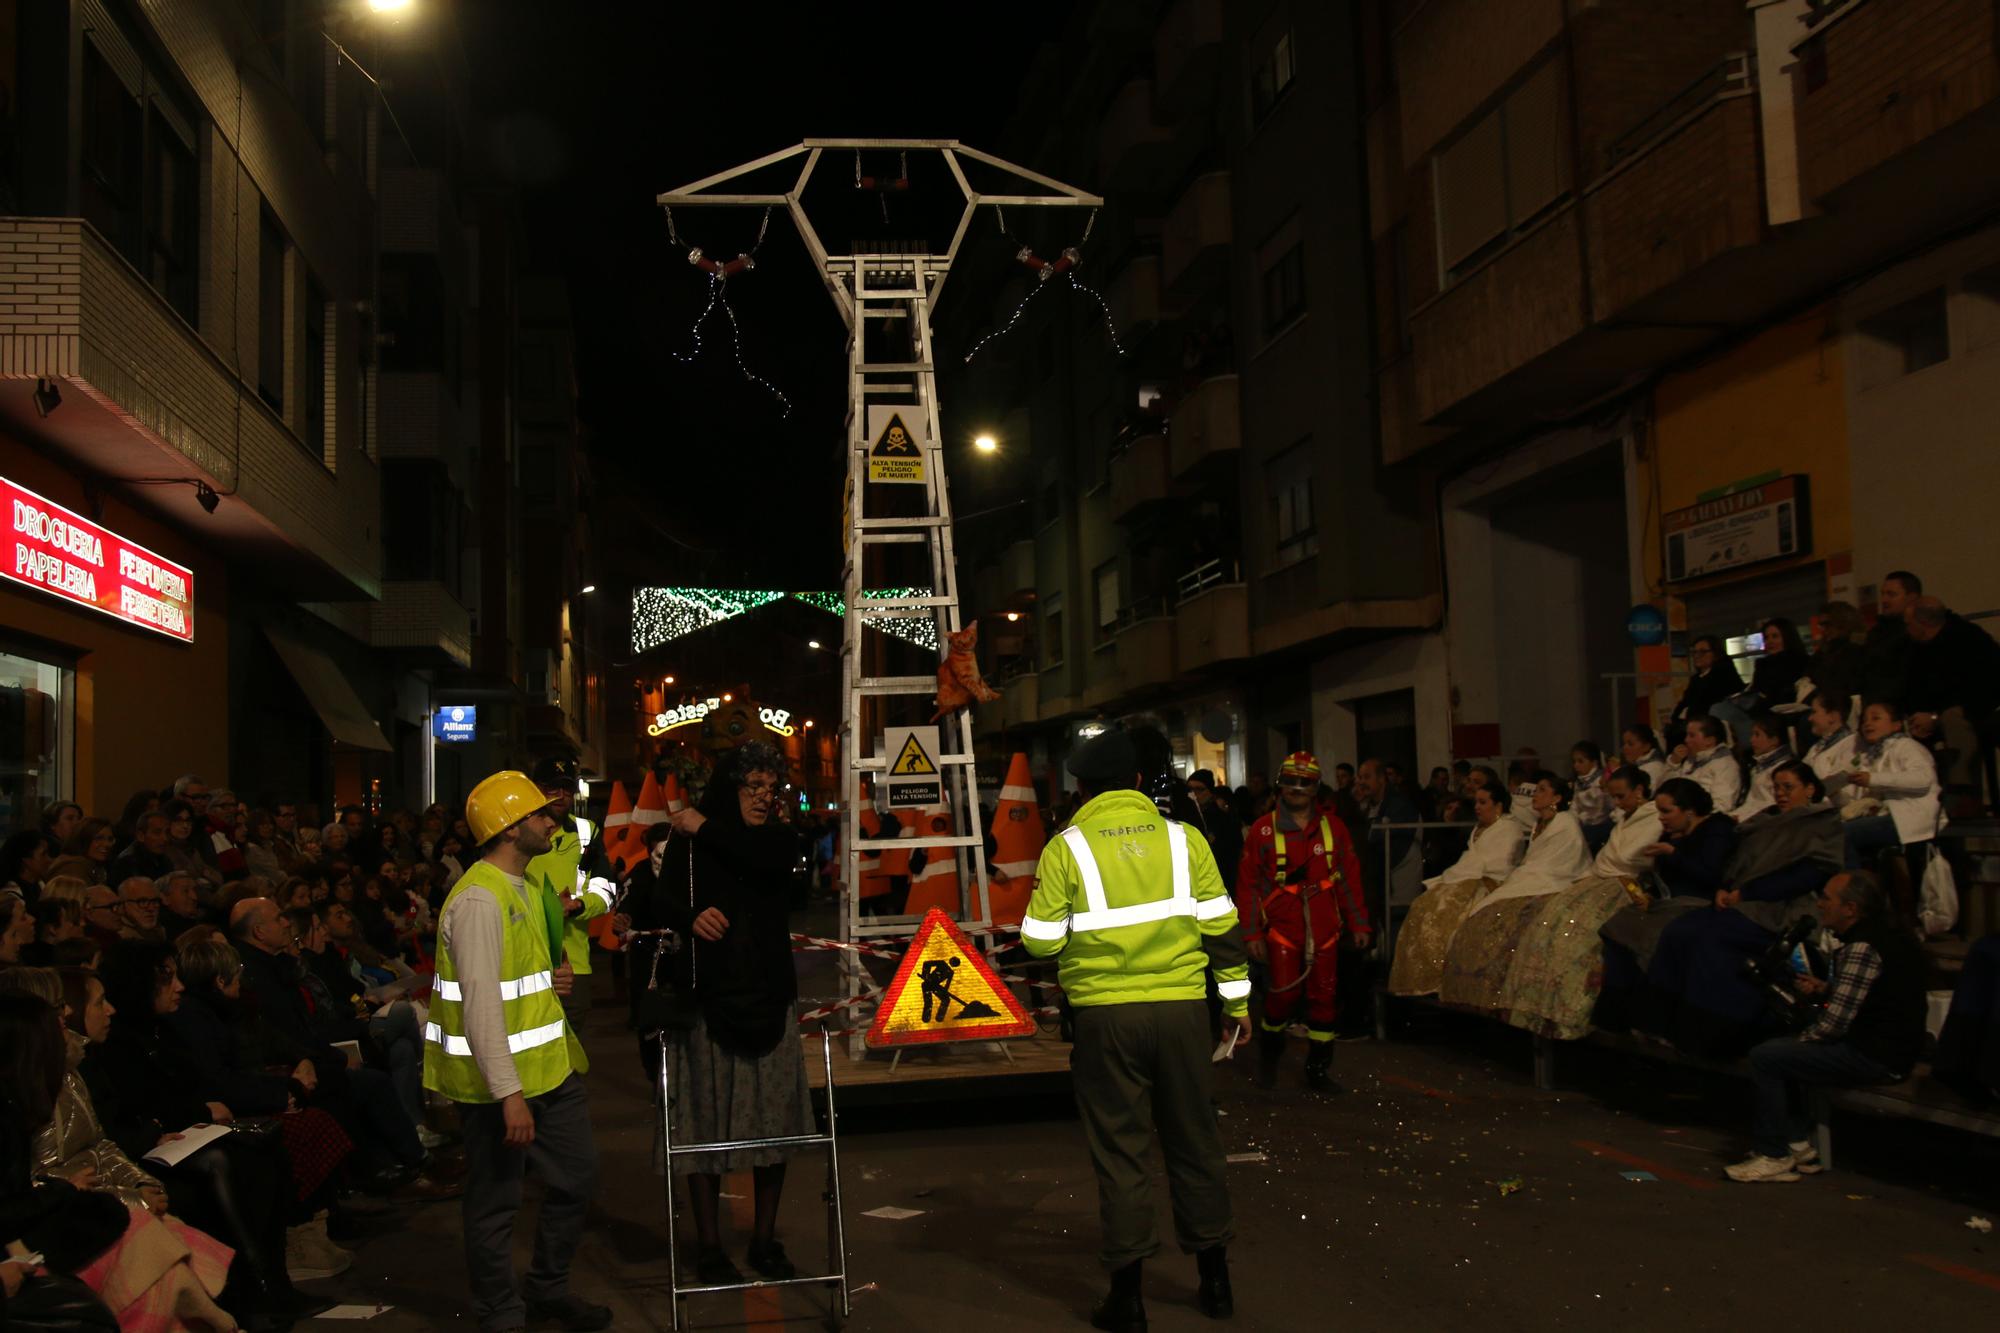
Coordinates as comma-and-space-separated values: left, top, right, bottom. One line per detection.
424, 1017, 567, 1057
431, 969, 555, 1003
1272, 816, 1335, 876
1053, 822, 1227, 933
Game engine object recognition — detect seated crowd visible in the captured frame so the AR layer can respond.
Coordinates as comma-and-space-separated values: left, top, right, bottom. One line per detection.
1362, 568, 2000, 1181
0, 780, 470, 1330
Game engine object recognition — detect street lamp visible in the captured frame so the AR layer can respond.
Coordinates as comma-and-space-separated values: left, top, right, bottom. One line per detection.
974, 434, 998, 453
808, 640, 822, 650
580, 584, 597, 595
367, 0, 414, 12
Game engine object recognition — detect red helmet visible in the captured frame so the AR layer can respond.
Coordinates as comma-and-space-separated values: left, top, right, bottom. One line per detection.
1279, 751, 1321, 782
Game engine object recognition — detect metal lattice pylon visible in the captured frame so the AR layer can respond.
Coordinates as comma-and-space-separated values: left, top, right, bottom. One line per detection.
656, 140, 1101, 1039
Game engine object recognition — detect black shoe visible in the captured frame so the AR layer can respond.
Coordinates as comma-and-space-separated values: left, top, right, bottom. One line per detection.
1090, 1260, 1147, 1332
1303, 1044, 1345, 1094
1196, 1246, 1233, 1319
1256, 1029, 1286, 1090
525, 1295, 613, 1331
694, 1246, 742, 1287
746, 1238, 797, 1280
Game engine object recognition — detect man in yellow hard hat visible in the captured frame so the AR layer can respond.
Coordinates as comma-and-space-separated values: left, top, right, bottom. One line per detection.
527, 756, 619, 1018
425, 771, 609, 1333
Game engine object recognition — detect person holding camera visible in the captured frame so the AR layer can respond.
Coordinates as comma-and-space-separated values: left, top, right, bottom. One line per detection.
1727, 868, 1927, 1182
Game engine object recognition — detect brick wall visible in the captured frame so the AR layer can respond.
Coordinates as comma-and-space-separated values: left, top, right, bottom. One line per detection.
1394, 0, 1565, 166
1584, 95, 1765, 321
1408, 207, 1588, 421
1795, 0, 2000, 202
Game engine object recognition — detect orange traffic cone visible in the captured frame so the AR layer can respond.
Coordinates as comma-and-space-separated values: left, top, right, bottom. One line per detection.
601, 780, 636, 872
663, 772, 687, 815
632, 772, 668, 842
987, 753, 1044, 926
904, 799, 961, 917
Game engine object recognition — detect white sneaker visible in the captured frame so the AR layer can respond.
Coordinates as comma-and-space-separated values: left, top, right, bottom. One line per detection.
1788, 1140, 1824, 1174
1725, 1153, 1801, 1183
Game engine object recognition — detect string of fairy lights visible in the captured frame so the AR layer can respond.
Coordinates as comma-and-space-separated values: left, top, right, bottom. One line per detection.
664, 206, 792, 417
631, 588, 939, 655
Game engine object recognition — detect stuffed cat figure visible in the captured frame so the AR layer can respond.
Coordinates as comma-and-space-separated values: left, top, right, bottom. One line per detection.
932, 622, 1001, 720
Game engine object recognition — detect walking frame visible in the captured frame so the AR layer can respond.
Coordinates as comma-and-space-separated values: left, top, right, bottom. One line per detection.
655, 1022, 851, 1330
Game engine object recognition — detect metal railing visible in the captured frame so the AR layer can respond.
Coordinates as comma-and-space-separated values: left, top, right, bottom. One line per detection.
1177, 558, 1238, 600
1601, 51, 1754, 170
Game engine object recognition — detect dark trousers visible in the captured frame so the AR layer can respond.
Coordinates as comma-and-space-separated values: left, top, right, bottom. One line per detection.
1747, 1036, 1891, 1158
1071, 1000, 1233, 1268
457, 1074, 600, 1333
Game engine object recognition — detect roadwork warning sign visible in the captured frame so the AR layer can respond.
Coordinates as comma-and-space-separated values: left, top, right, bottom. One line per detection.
865, 909, 1037, 1047
883, 725, 942, 808
866, 406, 926, 485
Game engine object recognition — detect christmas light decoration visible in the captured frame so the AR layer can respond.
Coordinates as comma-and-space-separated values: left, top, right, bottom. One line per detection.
964, 206, 1125, 365
665, 206, 791, 417
631, 587, 941, 654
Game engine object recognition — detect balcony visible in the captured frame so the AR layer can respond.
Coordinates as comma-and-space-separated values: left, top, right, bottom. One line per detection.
1082, 640, 1122, 711
1155, 0, 1224, 119
0, 219, 379, 599
1162, 171, 1232, 297
364, 580, 473, 668
999, 539, 1036, 597
1793, 0, 2000, 206
1097, 80, 1175, 195
1175, 579, 1250, 673
1167, 374, 1240, 479
1113, 610, 1179, 692
1108, 431, 1172, 522
379, 370, 470, 489
1106, 254, 1167, 337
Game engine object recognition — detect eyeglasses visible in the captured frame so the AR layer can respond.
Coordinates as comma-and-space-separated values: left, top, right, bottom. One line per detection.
1278, 777, 1317, 790
743, 783, 779, 798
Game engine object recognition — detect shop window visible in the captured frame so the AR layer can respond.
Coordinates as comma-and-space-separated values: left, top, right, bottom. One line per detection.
1258, 215, 1306, 338
1251, 29, 1294, 123
0, 649, 72, 836
1043, 593, 1065, 670
1858, 289, 1948, 381
1435, 56, 1568, 282
258, 204, 288, 414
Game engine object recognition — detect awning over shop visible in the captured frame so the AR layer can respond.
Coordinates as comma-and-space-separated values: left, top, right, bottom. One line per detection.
262, 626, 393, 752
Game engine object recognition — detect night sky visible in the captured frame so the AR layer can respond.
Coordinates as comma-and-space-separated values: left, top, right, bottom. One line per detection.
467, 2, 1076, 593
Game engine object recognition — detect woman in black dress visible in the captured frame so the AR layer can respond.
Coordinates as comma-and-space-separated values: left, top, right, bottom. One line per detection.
651, 742, 809, 1288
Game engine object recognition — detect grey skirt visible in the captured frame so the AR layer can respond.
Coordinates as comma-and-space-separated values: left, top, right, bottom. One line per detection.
657, 1013, 813, 1176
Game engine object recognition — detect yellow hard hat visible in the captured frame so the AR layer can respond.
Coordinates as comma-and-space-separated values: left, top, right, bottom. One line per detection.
465, 770, 556, 846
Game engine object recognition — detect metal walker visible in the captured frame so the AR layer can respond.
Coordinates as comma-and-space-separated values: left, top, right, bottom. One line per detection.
637, 924, 850, 1331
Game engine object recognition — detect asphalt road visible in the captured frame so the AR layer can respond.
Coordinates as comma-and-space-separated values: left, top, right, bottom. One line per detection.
313, 980, 2000, 1331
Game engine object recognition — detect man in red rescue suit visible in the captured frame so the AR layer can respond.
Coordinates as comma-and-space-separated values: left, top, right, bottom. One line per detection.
1235, 752, 1371, 1092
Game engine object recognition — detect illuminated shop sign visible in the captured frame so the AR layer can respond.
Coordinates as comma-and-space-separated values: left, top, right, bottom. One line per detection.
647, 698, 798, 738
3, 476, 195, 642
433, 706, 478, 742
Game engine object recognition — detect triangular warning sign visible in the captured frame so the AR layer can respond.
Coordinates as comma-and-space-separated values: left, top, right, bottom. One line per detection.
865, 909, 1037, 1047
891, 732, 937, 776
870, 412, 920, 456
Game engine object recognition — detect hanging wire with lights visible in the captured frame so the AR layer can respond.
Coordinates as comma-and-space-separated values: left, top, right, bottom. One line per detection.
664, 206, 792, 417
964, 205, 1126, 365
632, 588, 940, 654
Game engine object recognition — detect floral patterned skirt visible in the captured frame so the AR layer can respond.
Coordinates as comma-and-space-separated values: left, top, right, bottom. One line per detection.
1440, 896, 1552, 1012
1493, 878, 1635, 1040
1387, 879, 1494, 997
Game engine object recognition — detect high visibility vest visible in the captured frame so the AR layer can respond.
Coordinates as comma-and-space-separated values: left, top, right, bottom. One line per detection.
423, 860, 586, 1103
1019, 789, 1251, 1013
529, 815, 614, 975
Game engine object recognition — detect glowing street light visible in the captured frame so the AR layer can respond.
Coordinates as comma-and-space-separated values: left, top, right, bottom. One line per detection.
663, 675, 676, 685
804, 719, 815, 729
974, 434, 998, 453
1005, 611, 1020, 622
368, 0, 414, 13
808, 640, 822, 650
580, 584, 597, 595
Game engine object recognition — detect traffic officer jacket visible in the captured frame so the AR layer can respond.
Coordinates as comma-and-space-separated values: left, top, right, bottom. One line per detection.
528, 814, 616, 975
1021, 789, 1251, 1015
424, 860, 584, 1103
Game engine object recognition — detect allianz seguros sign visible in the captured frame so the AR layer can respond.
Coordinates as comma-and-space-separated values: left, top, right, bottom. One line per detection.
1661, 474, 1810, 583
3, 475, 195, 642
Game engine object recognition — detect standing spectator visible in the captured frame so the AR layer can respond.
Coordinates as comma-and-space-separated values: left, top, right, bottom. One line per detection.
1902, 595, 2000, 797
1807, 602, 1869, 704
1423, 766, 1454, 820
1668, 635, 1745, 746
1728, 870, 1925, 1182
0, 830, 54, 902
1859, 571, 1921, 707
59, 820, 116, 887
107, 812, 173, 886
1186, 770, 1241, 884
